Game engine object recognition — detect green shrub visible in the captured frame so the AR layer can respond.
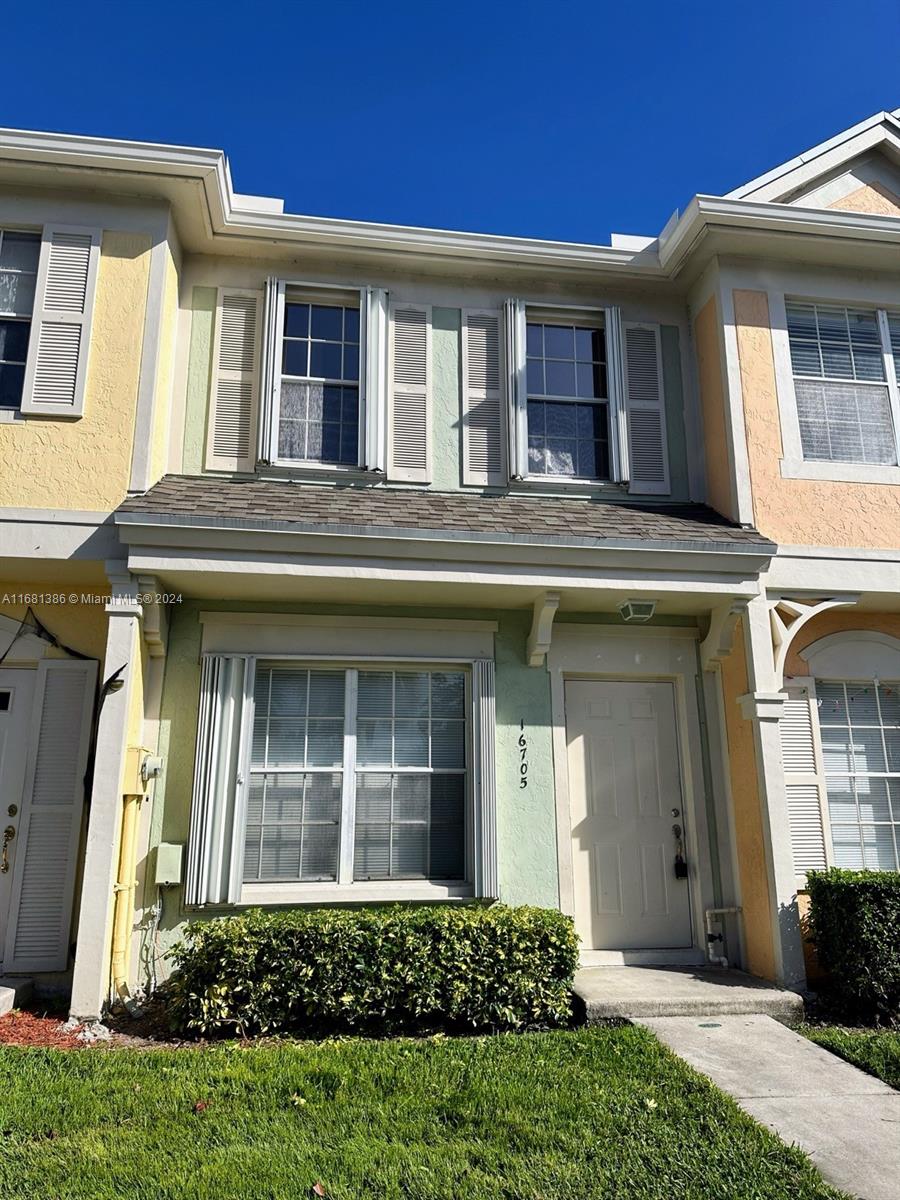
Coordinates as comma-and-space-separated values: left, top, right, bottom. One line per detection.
806, 868, 900, 1024
166, 903, 579, 1037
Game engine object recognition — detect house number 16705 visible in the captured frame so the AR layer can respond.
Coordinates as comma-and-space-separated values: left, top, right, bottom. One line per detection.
519, 720, 528, 788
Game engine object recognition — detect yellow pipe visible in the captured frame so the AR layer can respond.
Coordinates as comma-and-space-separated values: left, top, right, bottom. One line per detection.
111, 792, 142, 1005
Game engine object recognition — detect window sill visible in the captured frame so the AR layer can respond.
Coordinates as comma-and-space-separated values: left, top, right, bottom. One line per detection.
239, 880, 475, 906
508, 476, 628, 498
258, 461, 377, 484
0, 409, 24, 424
780, 458, 900, 484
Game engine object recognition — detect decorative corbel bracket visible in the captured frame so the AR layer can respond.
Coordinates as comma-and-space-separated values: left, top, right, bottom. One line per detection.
526, 591, 560, 668
700, 599, 748, 672
768, 594, 859, 688
137, 574, 167, 658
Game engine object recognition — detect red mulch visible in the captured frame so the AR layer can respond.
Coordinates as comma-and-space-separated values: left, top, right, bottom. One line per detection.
0, 1009, 84, 1049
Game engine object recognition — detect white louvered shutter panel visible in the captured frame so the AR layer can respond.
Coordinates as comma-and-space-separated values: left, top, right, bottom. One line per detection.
780, 681, 829, 882
462, 309, 507, 485
206, 289, 262, 472
388, 303, 431, 482
20, 225, 101, 417
623, 322, 670, 494
3, 660, 97, 972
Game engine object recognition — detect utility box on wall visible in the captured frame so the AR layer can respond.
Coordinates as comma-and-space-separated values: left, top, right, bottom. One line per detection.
153, 842, 183, 887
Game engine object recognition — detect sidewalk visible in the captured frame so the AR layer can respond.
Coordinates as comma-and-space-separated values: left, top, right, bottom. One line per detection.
641, 1014, 900, 1200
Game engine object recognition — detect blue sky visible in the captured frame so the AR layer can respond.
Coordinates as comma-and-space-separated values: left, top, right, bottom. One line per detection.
5, 1, 899, 243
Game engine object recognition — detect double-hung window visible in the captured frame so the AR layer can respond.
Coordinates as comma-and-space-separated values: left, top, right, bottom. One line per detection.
785, 302, 900, 466
525, 318, 611, 480
0, 229, 40, 409
188, 659, 477, 903
277, 299, 361, 466
817, 679, 900, 871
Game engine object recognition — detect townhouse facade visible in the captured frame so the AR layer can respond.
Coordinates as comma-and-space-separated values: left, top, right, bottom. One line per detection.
0, 112, 897, 1021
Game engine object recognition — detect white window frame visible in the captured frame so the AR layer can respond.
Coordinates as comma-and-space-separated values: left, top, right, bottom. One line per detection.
0, 226, 41, 422
510, 303, 627, 486
234, 657, 477, 905
771, 292, 900, 484
260, 281, 389, 474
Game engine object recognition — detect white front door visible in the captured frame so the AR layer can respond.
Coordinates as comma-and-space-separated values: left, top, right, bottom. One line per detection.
566, 679, 692, 951
0, 670, 36, 961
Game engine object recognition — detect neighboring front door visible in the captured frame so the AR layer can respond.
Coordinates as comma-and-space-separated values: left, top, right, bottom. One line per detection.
0, 669, 36, 962
566, 679, 692, 951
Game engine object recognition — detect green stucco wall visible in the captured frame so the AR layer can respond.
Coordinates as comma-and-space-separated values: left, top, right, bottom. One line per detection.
182, 287, 216, 474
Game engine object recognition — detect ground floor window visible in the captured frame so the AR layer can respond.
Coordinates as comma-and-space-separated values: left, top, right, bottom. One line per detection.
818, 678, 900, 870
243, 664, 469, 886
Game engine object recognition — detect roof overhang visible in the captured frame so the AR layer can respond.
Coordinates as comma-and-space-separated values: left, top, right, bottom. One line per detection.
115, 509, 771, 613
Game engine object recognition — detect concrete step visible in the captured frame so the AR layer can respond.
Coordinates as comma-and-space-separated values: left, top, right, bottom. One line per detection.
573, 965, 804, 1022
0, 976, 33, 1016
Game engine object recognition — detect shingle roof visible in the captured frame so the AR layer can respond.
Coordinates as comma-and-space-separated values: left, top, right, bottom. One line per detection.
118, 475, 773, 551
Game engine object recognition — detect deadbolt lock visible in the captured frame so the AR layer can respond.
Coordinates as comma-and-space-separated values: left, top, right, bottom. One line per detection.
7, 804, 16, 817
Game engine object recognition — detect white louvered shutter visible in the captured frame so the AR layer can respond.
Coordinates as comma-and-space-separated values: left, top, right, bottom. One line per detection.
185, 655, 252, 907
206, 288, 262, 472
388, 303, 431, 482
623, 322, 670, 494
780, 680, 829, 882
20, 225, 101, 417
462, 309, 507, 485
3, 660, 97, 972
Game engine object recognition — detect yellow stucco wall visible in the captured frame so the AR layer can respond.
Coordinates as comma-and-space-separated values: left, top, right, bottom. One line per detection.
828, 181, 900, 216
719, 620, 777, 981
149, 246, 179, 485
693, 295, 736, 521
0, 231, 151, 511
733, 289, 900, 548
0, 595, 109, 664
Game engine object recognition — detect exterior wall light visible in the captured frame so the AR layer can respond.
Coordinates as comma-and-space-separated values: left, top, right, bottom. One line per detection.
618, 599, 657, 623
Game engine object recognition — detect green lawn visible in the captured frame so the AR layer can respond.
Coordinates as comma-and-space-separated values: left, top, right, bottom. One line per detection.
802, 1025, 900, 1090
0, 1026, 844, 1200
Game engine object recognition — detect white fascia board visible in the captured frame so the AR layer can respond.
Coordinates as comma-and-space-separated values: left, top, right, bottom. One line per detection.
765, 550, 900, 596
115, 511, 772, 577
123, 543, 763, 599
660, 194, 900, 276
725, 111, 900, 200
0, 128, 660, 275
0, 509, 119, 560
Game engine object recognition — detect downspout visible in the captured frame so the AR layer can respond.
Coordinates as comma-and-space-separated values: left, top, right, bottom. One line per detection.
111, 791, 142, 1010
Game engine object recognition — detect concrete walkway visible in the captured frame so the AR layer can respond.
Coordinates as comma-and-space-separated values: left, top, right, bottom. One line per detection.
574, 965, 804, 1022
641, 1014, 900, 1200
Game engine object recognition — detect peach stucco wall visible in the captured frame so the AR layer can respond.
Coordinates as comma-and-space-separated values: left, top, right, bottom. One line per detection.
693, 296, 736, 521
733, 289, 900, 548
785, 610, 900, 680
828, 181, 900, 216
719, 620, 777, 980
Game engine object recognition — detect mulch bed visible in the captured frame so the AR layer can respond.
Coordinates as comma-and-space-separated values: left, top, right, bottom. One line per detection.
0, 1010, 85, 1049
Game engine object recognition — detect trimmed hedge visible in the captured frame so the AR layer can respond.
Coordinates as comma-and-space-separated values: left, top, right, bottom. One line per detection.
806, 868, 900, 1024
166, 904, 579, 1037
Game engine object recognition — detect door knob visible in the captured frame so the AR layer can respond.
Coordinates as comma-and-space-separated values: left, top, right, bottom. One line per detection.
0, 824, 14, 874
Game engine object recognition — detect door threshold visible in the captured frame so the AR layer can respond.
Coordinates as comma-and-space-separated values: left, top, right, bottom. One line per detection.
579, 949, 706, 968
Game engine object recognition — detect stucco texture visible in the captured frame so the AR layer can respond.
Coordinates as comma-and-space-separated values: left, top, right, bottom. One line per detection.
719, 620, 777, 981
733, 289, 900, 548
828, 181, 900, 216
693, 296, 735, 521
0, 231, 151, 511
0, 595, 109, 664
182, 287, 215, 475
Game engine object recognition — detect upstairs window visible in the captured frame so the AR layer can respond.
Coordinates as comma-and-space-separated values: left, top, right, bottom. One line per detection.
278, 300, 361, 466
0, 230, 40, 409
525, 319, 610, 480
785, 302, 900, 466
